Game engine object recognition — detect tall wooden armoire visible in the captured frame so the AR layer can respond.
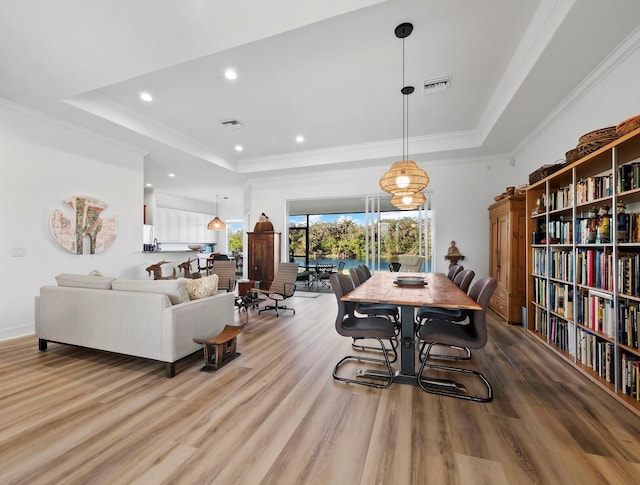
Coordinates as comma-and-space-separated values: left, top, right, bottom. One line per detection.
488, 194, 526, 324
247, 232, 281, 288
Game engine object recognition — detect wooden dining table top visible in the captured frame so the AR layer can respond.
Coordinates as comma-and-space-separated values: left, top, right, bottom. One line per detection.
341, 271, 481, 310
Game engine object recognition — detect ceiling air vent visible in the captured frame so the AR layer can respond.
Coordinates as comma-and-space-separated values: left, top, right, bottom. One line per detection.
220, 118, 244, 129
422, 75, 452, 95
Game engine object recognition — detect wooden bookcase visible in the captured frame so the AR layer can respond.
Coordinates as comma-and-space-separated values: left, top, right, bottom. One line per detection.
488, 194, 526, 324
526, 126, 640, 416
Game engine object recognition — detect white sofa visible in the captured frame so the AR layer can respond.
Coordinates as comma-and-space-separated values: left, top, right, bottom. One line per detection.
35, 273, 235, 377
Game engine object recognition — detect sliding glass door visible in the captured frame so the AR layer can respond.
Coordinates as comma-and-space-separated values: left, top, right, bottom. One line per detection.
287, 193, 434, 273
364, 193, 433, 272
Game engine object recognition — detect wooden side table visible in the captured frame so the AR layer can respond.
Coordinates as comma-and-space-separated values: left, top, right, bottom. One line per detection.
238, 279, 258, 296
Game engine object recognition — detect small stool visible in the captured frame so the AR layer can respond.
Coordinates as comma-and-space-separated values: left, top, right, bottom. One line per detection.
193, 325, 243, 372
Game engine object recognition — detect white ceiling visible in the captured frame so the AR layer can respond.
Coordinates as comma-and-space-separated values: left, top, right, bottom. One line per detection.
2, 0, 640, 209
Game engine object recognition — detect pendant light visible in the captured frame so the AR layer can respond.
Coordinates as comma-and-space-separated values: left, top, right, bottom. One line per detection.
391, 191, 426, 210
379, 22, 429, 199
207, 194, 226, 230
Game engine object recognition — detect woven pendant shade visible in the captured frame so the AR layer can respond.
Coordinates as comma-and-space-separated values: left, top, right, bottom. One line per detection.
207, 216, 226, 230
380, 160, 430, 196
391, 191, 426, 210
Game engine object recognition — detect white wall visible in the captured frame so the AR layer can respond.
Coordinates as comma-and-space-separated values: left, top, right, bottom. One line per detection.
514, 37, 640, 176
0, 102, 146, 339
247, 154, 517, 278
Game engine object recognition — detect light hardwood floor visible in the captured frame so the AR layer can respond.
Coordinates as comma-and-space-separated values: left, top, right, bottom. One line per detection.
1, 292, 639, 484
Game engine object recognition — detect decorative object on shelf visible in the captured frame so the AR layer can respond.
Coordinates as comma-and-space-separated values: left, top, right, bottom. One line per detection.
207, 194, 226, 231
379, 22, 429, 201
528, 159, 566, 184
565, 147, 580, 164
390, 191, 426, 210
576, 126, 619, 158
596, 205, 611, 243
531, 197, 544, 217
587, 207, 598, 243
49, 195, 117, 254
145, 260, 177, 280
444, 240, 465, 268
616, 200, 630, 242
493, 186, 517, 201
188, 244, 202, 250
616, 114, 640, 137
254, 212, 274, 232
178, 258, 201, 279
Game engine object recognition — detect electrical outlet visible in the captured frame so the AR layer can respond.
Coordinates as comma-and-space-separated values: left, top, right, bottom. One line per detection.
11, 247, 26, 257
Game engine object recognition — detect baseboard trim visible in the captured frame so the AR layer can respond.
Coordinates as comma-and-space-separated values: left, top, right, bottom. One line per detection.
0, 324, 34, 342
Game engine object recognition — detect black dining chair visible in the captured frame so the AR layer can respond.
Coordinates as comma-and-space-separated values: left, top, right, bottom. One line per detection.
415, 269, 475, 361
447, 264, 464, 280
330, 273, 397, 388
453, 269, 475, 293
389, 262, 402, 272
314, 262, 333, 289
349, 267, 399, 326
348, 267, 399, 361
358, 264, 372, 280
416, 276, 497, 402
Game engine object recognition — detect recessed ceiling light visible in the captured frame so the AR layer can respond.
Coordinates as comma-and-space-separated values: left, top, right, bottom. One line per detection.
224, 69, 238, 80
145, 183, 153, 187
168, 173, 175, 178
296, 135, 304, 143
235, 145, 243, 152
139, 92, 153, 102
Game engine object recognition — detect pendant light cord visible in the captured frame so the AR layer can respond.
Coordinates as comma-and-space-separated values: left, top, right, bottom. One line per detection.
402, 36, 406, 161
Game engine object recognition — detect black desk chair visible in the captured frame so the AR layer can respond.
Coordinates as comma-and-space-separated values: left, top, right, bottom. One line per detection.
330, 273, 396, 389
416, 276, 497, 402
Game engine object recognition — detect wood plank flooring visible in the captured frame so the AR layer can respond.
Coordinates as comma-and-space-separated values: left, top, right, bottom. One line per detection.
1, 293, 639, 484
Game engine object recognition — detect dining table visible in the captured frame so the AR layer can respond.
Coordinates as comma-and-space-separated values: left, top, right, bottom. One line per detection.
340, 271, 481, 385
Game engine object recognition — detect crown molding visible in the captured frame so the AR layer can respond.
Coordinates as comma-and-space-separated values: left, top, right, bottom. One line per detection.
513, 22, 640, 155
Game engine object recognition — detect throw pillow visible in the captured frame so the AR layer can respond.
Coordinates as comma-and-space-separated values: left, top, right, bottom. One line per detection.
182, 274, 219, 300
55, 273, 115, 290
111, 278, 190, 305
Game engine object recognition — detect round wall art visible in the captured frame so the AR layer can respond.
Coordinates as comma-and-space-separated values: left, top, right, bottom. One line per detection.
49, 195, 117, 254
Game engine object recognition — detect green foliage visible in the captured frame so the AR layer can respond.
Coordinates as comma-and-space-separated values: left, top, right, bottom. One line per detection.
229, 228, 243, 252
290, 215, 426, 260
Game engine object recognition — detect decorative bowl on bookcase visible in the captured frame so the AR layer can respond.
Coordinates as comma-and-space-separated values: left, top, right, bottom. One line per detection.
616, 114, 640, 137
528, 160, 565, 184
565, 148, 580, 164
577, 126, 619, 158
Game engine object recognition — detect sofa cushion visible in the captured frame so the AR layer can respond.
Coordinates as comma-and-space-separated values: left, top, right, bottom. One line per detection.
111, 278, 189, 305
181, 274, 219, 300
55, 273, 115, 290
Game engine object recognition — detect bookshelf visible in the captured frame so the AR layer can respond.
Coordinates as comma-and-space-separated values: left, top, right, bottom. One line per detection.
526, 126, 640, 416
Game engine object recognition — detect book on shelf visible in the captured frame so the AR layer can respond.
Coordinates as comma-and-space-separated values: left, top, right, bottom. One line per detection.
578, 329, 614, 382
576, 289, 614, 337
576, 174, 613, 203
618, 160, 640, 192
622, 353, 639, 398
576, 248, 613, 290
618, 301, 639, 349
